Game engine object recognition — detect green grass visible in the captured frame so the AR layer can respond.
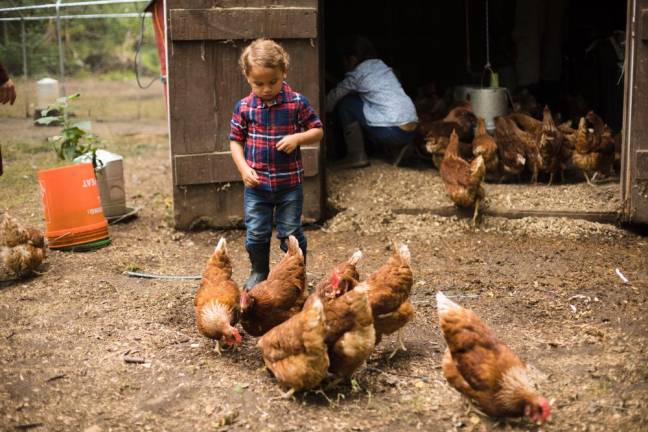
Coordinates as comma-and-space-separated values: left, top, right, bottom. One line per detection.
0, 137, 63, 214
0, 76, 166, 121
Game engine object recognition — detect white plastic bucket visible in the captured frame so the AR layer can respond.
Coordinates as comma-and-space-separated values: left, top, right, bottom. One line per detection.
36, 77, 59, 109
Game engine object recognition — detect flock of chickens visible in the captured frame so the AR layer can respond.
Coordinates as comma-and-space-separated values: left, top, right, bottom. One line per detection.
0, 213, 46, 282
420, 103, 620, 224
194, 236, 551, 425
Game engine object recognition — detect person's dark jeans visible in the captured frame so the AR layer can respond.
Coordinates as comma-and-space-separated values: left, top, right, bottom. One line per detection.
336, 94, 416, 149
244, 184, 307, 254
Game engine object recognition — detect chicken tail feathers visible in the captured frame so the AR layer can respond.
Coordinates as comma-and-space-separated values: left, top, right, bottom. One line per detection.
397, 243, 411, 265
198, 300, 231, 339
436, 291, 461, 316
215, 236, 227, 253
348, 250, 363, 266
286, 235, 303, 258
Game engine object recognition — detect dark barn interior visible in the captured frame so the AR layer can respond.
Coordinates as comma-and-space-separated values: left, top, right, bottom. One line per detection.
324, 0, 628, 159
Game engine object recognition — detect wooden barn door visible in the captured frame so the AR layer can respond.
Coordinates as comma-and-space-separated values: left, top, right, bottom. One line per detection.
621, 0, 648, 224
166, 0, 322, 229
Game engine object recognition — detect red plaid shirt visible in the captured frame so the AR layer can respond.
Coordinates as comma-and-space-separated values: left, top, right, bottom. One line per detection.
229, 82, 323, 192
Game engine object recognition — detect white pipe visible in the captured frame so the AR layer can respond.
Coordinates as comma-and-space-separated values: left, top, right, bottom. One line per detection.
0, 13, 151, 21
0, 0, 149, 14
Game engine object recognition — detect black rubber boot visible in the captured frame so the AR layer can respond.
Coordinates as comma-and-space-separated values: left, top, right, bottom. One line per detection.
243, 243, 270, 291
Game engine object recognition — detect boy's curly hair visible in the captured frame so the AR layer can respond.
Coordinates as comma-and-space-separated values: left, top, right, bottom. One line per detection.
239, 38, 290, 76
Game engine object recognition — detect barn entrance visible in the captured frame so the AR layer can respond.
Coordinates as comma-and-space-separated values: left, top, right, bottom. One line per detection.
323, 0, 640, 223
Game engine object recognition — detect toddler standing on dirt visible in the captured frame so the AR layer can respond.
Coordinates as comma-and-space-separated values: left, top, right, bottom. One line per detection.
229, 38, 323, 290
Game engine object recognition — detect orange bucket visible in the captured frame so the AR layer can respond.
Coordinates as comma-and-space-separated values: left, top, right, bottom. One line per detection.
38, 163, 110, 249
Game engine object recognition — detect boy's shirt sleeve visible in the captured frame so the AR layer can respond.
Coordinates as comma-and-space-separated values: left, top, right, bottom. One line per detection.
298, 96, 323, 130
228, 100, 247, 142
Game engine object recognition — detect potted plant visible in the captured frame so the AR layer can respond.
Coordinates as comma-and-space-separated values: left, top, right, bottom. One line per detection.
35, 93, 102, 162
36, 94, 127, 219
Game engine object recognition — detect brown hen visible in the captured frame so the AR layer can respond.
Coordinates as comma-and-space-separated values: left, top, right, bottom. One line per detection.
323, 283, 375, 379
194, 237, 242, 353
437, 292, 551, 425
240, 235, 306, 336
436, 292, 551, 423
257, 297, 329, 398
586, 111, 616, 181
0, 213, 46, 281
366, 243, 414, 358
494, 117, 527, 181
537, 106, 565, 185
571, 117, 600, 184
472, 117, 499, 177
440, 129, 486, 225
303, 250, 362, 310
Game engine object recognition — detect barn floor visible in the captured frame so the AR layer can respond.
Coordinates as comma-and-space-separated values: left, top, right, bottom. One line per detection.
1, 101, 647, 431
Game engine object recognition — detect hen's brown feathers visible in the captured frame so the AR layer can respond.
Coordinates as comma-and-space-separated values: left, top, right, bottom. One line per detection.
440, 130, 486, 208
194, 237, 241, 343
436, 292, 548, 421
257, 298, 329, 391
241, 236, 307, 336
365, 244, 414, 343
324, 284, 375, 378
0, 214, 46, 281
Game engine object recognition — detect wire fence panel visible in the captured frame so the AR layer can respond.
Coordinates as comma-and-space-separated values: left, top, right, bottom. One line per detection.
0, 1, 165, 122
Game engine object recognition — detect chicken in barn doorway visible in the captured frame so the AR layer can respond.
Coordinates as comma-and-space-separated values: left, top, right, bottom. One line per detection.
0, 213, 46, 282
494, 116, 527, 182
537, 106, 566, 185
436, 292, 551, 425
440, 130, 486, 225
472, 117, 499, 178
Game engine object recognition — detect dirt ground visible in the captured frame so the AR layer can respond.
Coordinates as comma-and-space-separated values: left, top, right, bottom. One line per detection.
1, 79, 647, 432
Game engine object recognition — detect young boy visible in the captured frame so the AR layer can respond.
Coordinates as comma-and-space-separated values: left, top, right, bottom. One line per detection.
229, 39, 324, 290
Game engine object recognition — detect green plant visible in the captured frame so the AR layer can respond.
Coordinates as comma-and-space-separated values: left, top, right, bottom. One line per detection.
35, 93, 102, 162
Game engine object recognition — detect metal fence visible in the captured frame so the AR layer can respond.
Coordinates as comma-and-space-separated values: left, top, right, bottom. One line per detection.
0, 0, 152, 96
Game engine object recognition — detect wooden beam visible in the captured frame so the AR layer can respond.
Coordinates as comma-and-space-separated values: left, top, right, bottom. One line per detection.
169, 7, 317, 41
174, 146, 319, 186
392, 206, 621, 224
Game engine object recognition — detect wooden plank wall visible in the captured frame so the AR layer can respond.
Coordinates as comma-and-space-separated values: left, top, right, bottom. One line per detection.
167, 0, 322, 229
621, 0, 648, 224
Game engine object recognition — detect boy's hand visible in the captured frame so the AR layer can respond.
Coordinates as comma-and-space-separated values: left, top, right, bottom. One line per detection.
241, 166, 260, 188
276, 134, 301, 154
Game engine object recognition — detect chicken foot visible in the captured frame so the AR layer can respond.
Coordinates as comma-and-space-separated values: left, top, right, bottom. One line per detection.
582, 170, 595, 186
213, 340, 236, 355
270, 388, 296, 401
387, 329, 407, 360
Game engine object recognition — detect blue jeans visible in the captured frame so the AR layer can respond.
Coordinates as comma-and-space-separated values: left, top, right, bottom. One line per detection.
336, 94, 416, 148
244, 184, 307, 253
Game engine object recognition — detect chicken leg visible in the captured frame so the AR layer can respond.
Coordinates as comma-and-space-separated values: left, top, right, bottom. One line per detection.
387, 329, 407, 360
471, 199, 481, 226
